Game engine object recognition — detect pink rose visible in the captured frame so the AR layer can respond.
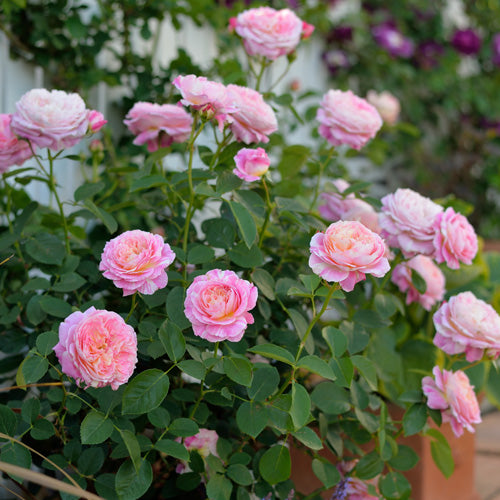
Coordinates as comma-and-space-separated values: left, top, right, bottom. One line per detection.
233, 147, 270, 181
391, 255, 445, 310
366, 90, 401, 126
432, 207, 478, 270
99, 230, 176, 296
0, 114, 34, 172
11, 89, 90, 150
227, 84, 278, 144
316, 89, 383, 150
231, 7, 308, 60
173, 75, 236, 130
88, 110, 107, 133
176, 428, 219, 474
184, 269, 258, 342
433, 291, 500, 362
123, 102, 192, 152
319, 179, 381, 233
379, 188, 443, 257
301, 22, 315, 40
309, 220, 390, 292
422, 366, 481, 437
54, 307, 137, 390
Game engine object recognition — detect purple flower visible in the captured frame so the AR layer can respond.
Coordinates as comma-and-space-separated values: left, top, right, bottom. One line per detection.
492, 33, 500, 66
322, 49, 350, 74
416, 40, 444, 69
372, 23, 414, 58
326, 25, 353, 44
451, 29, 481, 55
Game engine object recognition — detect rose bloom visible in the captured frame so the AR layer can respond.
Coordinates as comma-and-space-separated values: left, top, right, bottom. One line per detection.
10, 89, 91, 150
226, 84, 278, 144
88, 110, 107, 133
99, 230, 176, 296
372, 23, 414, 58
319, 179, 381, 234
432, 207, 478, 270
379, 188, 443, 257
366, 90, 401, 126
0, 114, 34, 172
433, 291, 500, 362
184, 269, 258, 342
451, 29, 481, 55
492, 33, 500, 67
422, 366, 481, 437
173, 75, 235, 130
233, 147, 270, 181
309, 220, 390, 292
392, 255, 445, 311
54, 307, 137, 390
176, 428, 219, 474
316, 90, 383, 150
123, 102, 192, 152
229, 7, 310, 60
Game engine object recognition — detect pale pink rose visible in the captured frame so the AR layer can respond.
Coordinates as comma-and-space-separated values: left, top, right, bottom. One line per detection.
366, 90, 401, 126
0, 114, 34, 171
309, 220, 390, 292
319, 179, 381, 233
432, 207, 478, 270
88, 110, 107, 133
422, 366, 481, 437
227, 85, 278, 144
392, 255, 445, 310
433, 291, 500, 362
11, 89, 90, 150
184, 269, 258, 342
54, 307, 137, 390
301, 21, 315, 40
173, 75, 236, 130
316, 89, 383, 150
233, 147, 270, 181
176, 428, 219, 474
379, 188, 443, 257
123, 102, 192, 152
99, 230, 176, 296
231, 7, 308, 60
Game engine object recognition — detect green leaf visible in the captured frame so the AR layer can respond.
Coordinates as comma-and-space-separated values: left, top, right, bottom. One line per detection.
129, 174, 168, 193
178, 360, 205, 381
155, 439, 189, 461
427, 428, 454, 478
122, 369, 170, 415
21, 398, 40, 424
311, 382, 350, 414
203, 218, 236, 249
206, 474, 233, 500
216, 170, 243, 194
248, 344, 294, 365
39, 296, 73, 318
351, 356, 378, 391
21, 277, 51, 292
169, 418, 199, 437
292, 427, 323, 450
223, 356, 253, 387
187, 244, 215, 265
259, 445, 291, 485
166, 287, 191, 329
26, 295, 46, 325
228, 242, 264, 268
0, 442, 31, 479
82, 199, 118, 234
36, 331, 58, 356
251, 268, 275, 300
388, 445, 419, 471
115, 459, 153, 500
119, 429, 142, 472
158, 320, 186, 362
290, 382, 311, 430
322, 326, 347, 357
227, 464, 253, 486
236, 402, 268, 438
228, 200, 257, 248
78, 447, 105, 476
52, 272, 86, 292
311, 458, 341, 489
25, 233, 65, 265
297, 355, 336, 381
74, 181, 106, 201
403, 403, 427, 436
341, 321, 370, 354
247, 365, 279, 401
21, 355, 48, 384
379, 471, 412, 500
80, 411, 114, 445
411, 268, 427, 294
355, 451, 384, 480
0, 404, 17, 437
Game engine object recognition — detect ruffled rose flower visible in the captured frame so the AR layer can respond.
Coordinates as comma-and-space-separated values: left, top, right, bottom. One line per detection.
230, 7, 311, 60
422, 366, 481, 437
0, 113, 34, 172
233, 147, 270, 181
227, 84, 278, 144
176, 429, 219, 474
319, 179, 381, 233
184, 269, 258, 342
99, 230, 176, 296
433, 291, 500, 362
379, 188, 443, 257
123, 102, 192, 152
88, 110, 107, 133
366, 90, 401, 126
309, 220, 390, 292
173, 75, 235, 130
316, 90, 383, 150
54, 307, 137, 390
392, 255, 445, 310
432, 207, 478, 270
11, 88, 91, 150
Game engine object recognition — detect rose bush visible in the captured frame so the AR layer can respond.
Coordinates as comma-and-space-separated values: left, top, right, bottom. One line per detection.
1, 4, 500, 500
